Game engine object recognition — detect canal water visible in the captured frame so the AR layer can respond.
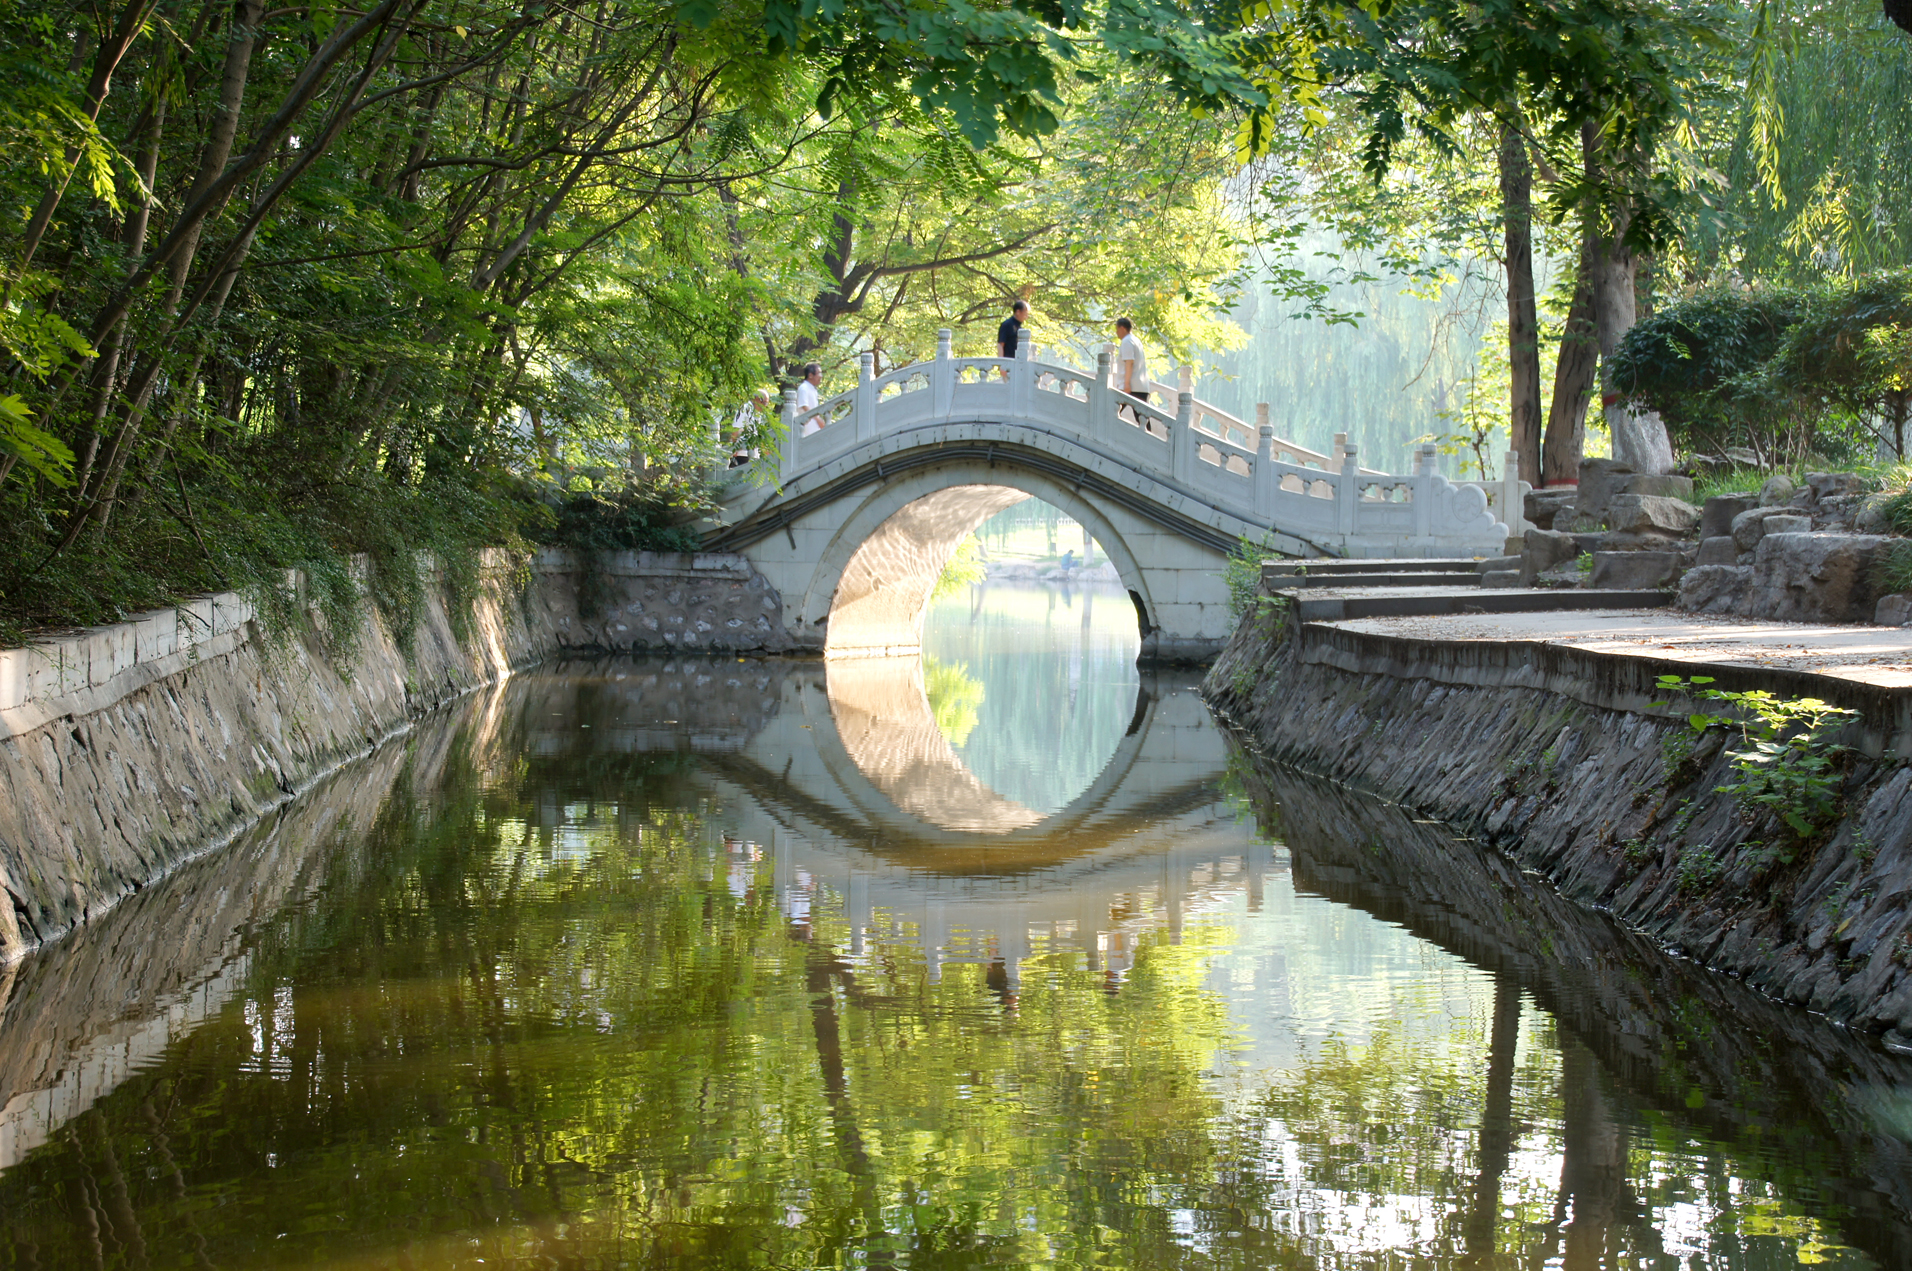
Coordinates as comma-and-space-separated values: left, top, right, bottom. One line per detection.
2, 581, 1911, 1268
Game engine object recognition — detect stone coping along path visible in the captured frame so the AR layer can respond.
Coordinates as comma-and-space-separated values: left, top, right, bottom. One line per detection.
1274, 600, 1912, 758
1327, 608, 1912, 688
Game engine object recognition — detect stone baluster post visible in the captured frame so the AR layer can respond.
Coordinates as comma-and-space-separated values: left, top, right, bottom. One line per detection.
1013, 333, 1034, 420
780, 386, 800, 483
1090, 349, 1113, 439
1331, 432, 1348, 473
1172, 377, 1196, 485
855, 351, 877, 443
1255, 403, 1277, 513
1413, 442, 1437, 545
933, 327, 955, 419
1500, 449, 1525, 536
1337, 443, 1361, 541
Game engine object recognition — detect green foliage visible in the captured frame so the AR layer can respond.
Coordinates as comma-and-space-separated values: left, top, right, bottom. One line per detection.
0, 392, 72, 485
1417, 326, 1508, 478
1614, 271, 1912, 463
529, 482, 707, 557
1609, 285, 1809, 456
931, 534, 987, 601
1774, 268, 1912, 456
1675, 843, 1724, 893
1706, 0, 1912, 284
1655, 674, 1858, 843
1874, 539, 1912, 599
922, 655, 985, 746
1661, 726, 1697, 783
1225, 533, 1277, 620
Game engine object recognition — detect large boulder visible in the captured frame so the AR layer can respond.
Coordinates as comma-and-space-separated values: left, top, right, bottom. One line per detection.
1606, 493, 1701, 536
1696, 536, 1738, 566
1619, 473, 1696, 500
1808, 472, 1869, 501
1758, 473, 1796, 506
1744, 532, 1892, 623
1679, 565, 1752, 614
1876, 593, 1912, 627
1857, 498, 1894, 535
1599, 530, 1692, 553
1590, 551, 1682, 589
1519, 528, 1581, 584
1732, 505, 1803, 553
1700, 494, 1755, 539
1576, 458, 1634, 521
1523, 486, 1579, 531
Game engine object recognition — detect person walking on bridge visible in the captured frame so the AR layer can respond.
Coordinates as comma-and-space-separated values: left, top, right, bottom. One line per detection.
797, 362, 823, 436
1114, 317, 1150, 403
997, 300, 1029, 372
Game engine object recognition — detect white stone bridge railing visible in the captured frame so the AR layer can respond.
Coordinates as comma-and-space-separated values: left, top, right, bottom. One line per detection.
756, 329, 1525, 557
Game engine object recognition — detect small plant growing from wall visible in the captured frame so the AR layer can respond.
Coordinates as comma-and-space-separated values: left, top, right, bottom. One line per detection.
1676, 844, 1723, 893
1661, 728, 1698, 784
1654, 675, 1859, 845
1224, 534, 1280, 621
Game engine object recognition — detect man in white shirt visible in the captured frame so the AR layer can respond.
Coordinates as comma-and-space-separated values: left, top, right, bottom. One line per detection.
1115, 318, 1150, 401
796, 362, 823, 435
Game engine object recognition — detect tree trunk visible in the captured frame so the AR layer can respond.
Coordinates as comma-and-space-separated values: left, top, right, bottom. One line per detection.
1543, 233, 1599, 485
1582, 124, 1674, 474
1558, 1036, 1634, 1270
1464, 974, 1522, 1259
1499, 122, 1542, 486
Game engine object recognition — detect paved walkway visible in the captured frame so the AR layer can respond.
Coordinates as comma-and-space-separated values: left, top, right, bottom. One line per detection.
1327, 609, 1912, 689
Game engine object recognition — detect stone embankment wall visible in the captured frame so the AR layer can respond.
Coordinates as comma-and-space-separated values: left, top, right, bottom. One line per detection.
0, 548, 790, 962
528, 549, 795, 653
1205, 610, 1912, 1045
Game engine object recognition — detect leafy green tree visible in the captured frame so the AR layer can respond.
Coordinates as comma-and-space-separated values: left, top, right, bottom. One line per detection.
1609, 284, 1808, 458
1773, 268, 1912, 457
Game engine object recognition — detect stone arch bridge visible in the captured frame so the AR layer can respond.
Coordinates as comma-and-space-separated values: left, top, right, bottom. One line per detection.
705, 332, 1520, 661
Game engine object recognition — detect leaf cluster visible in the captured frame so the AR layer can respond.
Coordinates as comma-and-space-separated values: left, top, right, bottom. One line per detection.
1655, 674, 1857, 843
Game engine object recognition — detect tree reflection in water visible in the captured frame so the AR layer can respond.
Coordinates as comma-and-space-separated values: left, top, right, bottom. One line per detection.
0, 656, 1894, 1270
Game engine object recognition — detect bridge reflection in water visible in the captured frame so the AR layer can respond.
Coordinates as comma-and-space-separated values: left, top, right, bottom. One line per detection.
516, 652, 1251, 991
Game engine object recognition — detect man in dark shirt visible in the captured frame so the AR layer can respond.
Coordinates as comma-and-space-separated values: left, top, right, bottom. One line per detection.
996, 300, 1029, 363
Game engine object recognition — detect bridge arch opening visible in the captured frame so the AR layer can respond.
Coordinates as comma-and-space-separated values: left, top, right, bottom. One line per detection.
804, 467, 1154, 660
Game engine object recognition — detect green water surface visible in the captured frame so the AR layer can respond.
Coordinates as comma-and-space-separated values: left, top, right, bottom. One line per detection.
0, 584, 1904, 1269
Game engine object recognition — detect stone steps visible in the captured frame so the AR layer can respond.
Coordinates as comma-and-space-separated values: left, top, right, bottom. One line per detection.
1263, 557, 1522, 590
1277, 571, 1483, 589
1275, 586, 1674, 622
